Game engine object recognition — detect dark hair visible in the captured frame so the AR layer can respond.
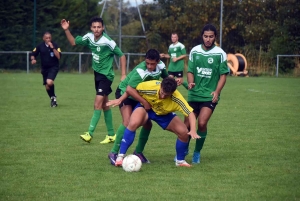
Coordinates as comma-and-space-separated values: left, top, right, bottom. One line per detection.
145, 49, 160, 62
89, 16, 104, 26
161, 77, 177, 94
43, 31, 51, 36
201, 24, 217, 37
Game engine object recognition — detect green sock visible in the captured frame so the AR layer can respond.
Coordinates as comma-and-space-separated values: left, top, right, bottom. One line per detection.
111, 124, 126, 153
135, 127, 151, 153
182, 81, 188, 90
88, 110, 102, 136
104, 109, 115, 136
194, 130, 207, 152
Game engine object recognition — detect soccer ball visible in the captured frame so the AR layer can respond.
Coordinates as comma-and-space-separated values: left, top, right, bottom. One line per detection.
122, 154, 142, 172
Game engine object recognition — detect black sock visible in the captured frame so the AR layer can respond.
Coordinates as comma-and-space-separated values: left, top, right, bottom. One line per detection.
46, 88, 52, 98
49, 84, 55, 97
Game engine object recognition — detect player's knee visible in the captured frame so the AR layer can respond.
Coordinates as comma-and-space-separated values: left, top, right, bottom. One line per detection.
198, 121, 207, 131
122, 119, 130, 127
94, 102, 103, 110
46, 79, 54, 86
178, 133, 189, 143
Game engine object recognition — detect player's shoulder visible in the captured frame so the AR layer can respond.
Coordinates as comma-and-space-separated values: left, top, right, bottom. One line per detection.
177, 42, 185, 49
52, 41, 59, 47
156, 60, 166, 69
190, 45, 202, 53
211, 46, 226, 54
82, 32, 94, 39
100, 33, 117, 47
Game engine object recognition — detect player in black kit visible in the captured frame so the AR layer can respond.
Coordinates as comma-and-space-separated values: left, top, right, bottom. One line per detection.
30, 32, 62, 107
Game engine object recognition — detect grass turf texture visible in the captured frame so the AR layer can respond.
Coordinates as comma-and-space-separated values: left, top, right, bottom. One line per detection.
1, 73, 299, 201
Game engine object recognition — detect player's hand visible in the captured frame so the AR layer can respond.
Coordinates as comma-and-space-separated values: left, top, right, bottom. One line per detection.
120, 74, 126, 81
31, 60, 36, 65
175, 78, 182, 86
172, 57, 177, 62
187, 131, 201, 139
160, 53, 165, 58
61, 19, 70, 30
106, 99, 121, 107
142, 101, 152, 111
47, 41, 53, 48
211, 91, 219, 103
188, 83, 195, 89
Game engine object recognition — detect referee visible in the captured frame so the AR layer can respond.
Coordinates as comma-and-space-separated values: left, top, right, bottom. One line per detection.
30, 31, 61, 107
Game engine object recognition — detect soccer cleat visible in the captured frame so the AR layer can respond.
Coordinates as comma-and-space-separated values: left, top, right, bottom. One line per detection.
133, 151, 150, 163
100, 134, 116, 144
108, 152, 117, 166
175, 160, 191, 167
80, 132, 92, 143
115, 154, 125, 167
50, 96, 58, 107
192, 152, 201, 164
174, 149, 189, 162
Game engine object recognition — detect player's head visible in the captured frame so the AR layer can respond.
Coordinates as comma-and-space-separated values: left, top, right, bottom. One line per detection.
159, 77, 177, 99
145, 49, 160, 72
201, 24, 217, 50
43, 32, 52, 43
171, 32, 179, 44
89, 16, 105, 38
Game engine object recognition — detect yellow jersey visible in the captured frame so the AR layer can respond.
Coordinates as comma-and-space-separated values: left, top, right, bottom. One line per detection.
136, 80, 193, 116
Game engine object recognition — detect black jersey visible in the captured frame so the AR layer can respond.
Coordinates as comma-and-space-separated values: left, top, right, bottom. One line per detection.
31, 42, 61, 68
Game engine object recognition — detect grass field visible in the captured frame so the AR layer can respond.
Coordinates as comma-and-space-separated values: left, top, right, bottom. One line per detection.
1, 73, 299, 201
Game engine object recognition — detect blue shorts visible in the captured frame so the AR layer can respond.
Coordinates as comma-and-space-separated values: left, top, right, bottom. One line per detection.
135, 103, 176, 130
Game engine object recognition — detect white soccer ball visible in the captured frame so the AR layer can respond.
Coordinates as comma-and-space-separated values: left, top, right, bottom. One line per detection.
122, 154, 142, 172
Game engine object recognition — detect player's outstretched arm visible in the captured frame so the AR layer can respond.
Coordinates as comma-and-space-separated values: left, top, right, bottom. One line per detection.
106, 92, 129, 107
187, 112, 200, 139
61, 19, 76, 46
126, 86, 151, 110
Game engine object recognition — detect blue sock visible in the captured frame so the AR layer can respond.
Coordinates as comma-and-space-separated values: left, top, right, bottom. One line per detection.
120, 128, 136, 154
176, 139, 189, 160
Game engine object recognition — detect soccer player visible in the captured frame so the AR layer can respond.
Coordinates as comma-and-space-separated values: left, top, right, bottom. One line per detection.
186, 24, 229, 164
61, 17, 126, 144
107, 49, 169, 165
160, 32, 188, 89
30, 32, 61, 107
114, 77, 201, 167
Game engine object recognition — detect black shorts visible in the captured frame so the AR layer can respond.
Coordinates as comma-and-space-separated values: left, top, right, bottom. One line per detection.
188, 101, 218, 117
168, 71, 183, 78
41, 66, 59, 85
94, 71, 112, 96
115, 87, 139, 109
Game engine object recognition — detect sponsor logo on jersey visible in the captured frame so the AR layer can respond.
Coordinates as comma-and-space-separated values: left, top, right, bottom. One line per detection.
208, 57, 214, 64
196, 67, 212, 77
92, 53, 100, 63
97, 46, 101, 51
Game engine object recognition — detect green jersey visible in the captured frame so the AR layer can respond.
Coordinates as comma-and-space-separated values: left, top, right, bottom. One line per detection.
187, 44, 229, 102
168, 42, 186, 72
118, 60, 168, 98
75, 32, 124, 81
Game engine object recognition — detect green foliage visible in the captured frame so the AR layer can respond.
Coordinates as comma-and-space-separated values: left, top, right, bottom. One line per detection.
0, 0, 299, 74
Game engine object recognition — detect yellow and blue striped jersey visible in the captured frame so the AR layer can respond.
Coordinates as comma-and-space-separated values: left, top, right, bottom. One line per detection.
136, 80, 193, 116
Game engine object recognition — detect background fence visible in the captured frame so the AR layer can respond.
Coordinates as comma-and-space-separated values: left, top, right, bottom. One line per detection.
1, 51, 300, 77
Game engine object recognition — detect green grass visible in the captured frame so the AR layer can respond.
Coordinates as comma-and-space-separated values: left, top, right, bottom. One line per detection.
1, 73, 300, 201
